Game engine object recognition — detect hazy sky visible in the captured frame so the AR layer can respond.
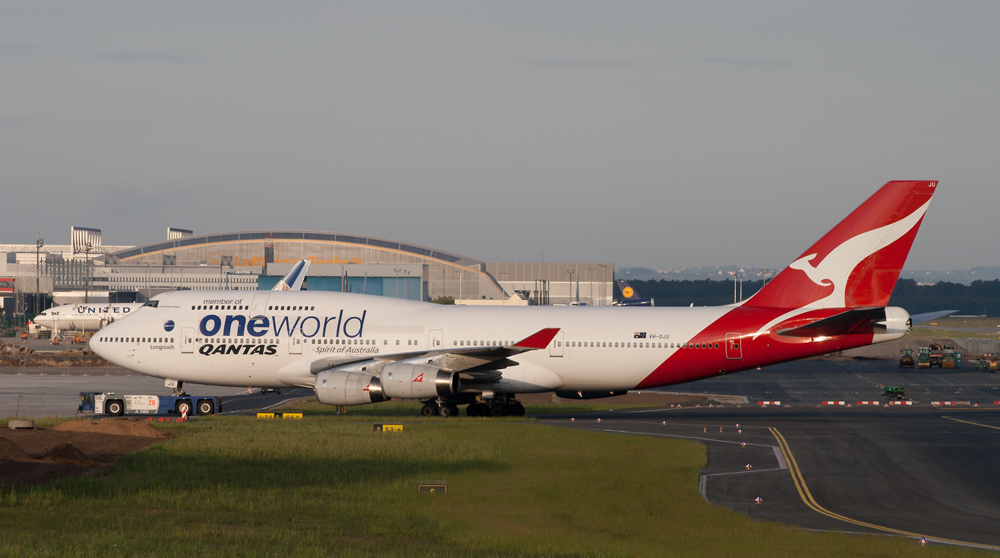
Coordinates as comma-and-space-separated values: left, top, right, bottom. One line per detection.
3, 2, 997, 271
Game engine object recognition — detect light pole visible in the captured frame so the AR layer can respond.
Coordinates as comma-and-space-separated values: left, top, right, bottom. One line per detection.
84, 242, 92, 304
566, 269, 575, 304
597, 264, 608, 306
458, 270, 465, 301
761, 269, 775, 287
394, 268, 402, 298
35, 236, 44, 317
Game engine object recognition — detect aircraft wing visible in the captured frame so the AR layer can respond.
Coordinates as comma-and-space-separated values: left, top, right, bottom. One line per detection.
280, 328, 561, 387
272, 260, 310, 291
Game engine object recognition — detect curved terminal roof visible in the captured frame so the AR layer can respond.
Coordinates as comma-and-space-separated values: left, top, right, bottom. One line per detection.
111, 230, 484, 269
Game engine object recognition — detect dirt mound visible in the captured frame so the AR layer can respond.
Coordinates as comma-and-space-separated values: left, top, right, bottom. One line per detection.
40, 442, 107, 467
53, 419, 166, 439
0, 437, 38, 463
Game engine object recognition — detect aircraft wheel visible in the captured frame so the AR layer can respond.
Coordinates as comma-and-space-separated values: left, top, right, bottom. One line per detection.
488, 404, 505, 417
510, 403, 525, 417
420, 403, 438, 417
466, 403, 482, 417
438, 404, 459, 417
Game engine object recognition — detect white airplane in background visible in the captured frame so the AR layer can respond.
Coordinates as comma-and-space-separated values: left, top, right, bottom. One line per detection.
36, 260, 311, 335
34, 303, 142, 335
91, 182, 937, 417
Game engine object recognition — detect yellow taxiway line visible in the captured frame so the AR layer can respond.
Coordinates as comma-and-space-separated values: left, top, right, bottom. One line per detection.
768, 427, 1000, 551
942, 416, 1000, 431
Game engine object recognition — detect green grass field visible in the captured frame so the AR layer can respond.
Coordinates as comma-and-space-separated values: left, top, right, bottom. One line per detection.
911, 327, 1000, 340
0, 418, 981, 557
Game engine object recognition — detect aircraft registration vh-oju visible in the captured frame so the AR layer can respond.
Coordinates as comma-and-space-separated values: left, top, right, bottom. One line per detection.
91, 181, 936, 417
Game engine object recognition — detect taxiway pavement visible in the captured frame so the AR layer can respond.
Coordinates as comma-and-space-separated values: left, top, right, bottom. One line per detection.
543, 358, 1000, 550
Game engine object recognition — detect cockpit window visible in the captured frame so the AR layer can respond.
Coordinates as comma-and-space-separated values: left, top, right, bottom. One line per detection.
142, 300, 159, 308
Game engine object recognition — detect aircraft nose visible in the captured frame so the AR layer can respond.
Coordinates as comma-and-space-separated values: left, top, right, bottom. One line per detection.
88, 322, 116, 360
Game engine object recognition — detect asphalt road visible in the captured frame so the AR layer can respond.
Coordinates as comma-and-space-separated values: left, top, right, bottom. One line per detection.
653, 357, 1000, 406
542, 358, 1000, 551
0, 374, 310, 417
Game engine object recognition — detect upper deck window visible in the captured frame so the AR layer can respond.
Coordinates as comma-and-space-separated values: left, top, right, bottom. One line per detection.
142, 300, 159, 308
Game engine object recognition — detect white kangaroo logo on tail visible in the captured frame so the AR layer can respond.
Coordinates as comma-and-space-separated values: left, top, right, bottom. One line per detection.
752, 199, 932, 339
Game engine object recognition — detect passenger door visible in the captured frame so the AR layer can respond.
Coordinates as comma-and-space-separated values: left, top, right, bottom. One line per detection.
289, 330, 302, 355
249, 294, 270, 317
181, 328, 194, 354
725, 333, 743, 360
428, 329, 443, 350
550, 330, 564, 357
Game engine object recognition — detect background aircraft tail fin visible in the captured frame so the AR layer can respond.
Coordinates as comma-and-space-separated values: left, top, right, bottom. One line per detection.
272, 260, 310, 291
616, 279, 638, 299
745, 181, 937, 310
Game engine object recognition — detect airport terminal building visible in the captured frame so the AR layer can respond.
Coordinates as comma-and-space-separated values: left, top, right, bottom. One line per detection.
1, 227, 614, 314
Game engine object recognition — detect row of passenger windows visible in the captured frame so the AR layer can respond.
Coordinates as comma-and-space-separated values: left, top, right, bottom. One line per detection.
198, 338, 276, 344
309, 338, 430, 346
190, 305, 316, 311
110, 277, 251, 282
99, 337, 174, 343
447, 340, 721, 349
560, 341, 720, 349
98, 334, 723, 351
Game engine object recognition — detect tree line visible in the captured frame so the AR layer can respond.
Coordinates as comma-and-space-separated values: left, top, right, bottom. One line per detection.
622, 278, 1000, 316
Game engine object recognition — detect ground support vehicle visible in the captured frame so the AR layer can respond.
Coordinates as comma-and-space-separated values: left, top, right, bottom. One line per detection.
899, 349, 915, 368
883, 386, 907, 401
78, 391, 221, 417
928, 343, 944, 367
917, 348, 931, 369
942, 350, 956, 369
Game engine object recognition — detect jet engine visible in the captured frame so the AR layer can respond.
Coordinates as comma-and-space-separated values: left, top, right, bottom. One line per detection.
872, 306, 912, 344
314, 371, 387, 406
380, 363, 459, 399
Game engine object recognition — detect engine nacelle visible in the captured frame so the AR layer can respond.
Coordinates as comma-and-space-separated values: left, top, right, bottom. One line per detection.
380, 363, 459, 399
872, 306, 911, 344
314, 371, 387, 406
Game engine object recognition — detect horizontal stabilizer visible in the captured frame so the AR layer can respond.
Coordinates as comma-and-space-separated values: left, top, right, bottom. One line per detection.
909, 310, 960, 325
777, 307, 886, 338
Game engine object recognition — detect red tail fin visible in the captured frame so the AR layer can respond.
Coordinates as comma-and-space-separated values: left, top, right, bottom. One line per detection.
746, 181, 937, 310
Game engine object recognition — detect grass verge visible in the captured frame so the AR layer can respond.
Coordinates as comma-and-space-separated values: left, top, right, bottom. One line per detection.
911, 327, 1000, 340
0, 418, 980, 557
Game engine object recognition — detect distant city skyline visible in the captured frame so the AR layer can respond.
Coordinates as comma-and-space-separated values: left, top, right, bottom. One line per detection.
618, 265, 1000, 286
3, 3, 998, 271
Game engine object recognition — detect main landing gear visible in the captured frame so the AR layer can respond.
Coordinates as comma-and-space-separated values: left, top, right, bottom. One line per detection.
420, 395, 525, 418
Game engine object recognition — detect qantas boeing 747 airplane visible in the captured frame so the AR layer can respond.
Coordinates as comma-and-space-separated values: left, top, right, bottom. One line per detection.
91, 181, 936, 417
